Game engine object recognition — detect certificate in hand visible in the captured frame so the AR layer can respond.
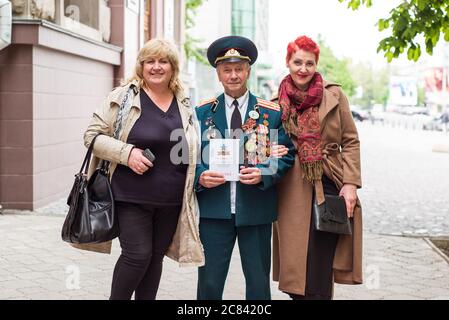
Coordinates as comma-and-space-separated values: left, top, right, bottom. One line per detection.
209, 139, 240, 181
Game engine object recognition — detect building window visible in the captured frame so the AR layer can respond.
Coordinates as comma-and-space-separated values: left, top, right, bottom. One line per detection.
64, 0, 99, 30
231, 0, 255, 39
57, 0, 109, 42
11, 0, 110, 42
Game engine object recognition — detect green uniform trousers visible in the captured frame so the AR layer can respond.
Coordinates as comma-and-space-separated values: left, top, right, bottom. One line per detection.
197, 216, 272, 300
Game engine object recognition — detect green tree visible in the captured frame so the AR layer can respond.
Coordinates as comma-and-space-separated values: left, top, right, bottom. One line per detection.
339, 0, 449, 62
350, 62, 390, 107
317, 36, 357, 97
417, 85, 425, 105
375, 66, 390, 106
185, 0, 208, 64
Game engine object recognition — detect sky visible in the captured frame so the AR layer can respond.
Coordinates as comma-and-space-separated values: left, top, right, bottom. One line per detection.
268, 0, 403, 71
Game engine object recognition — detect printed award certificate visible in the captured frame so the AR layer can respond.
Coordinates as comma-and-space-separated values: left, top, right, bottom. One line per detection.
209, 139, 240, 181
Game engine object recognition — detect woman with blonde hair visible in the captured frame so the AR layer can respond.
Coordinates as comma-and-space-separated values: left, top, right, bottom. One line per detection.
83, 39, 204, 300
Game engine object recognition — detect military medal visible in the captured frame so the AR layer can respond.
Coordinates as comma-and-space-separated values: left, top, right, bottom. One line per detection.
263, 113, 269, 127
204, 116, 218, 139
242, 118, 257, 133
245, 140, 257, 153
205, 116, 214, 127
256, 124, 269, 135
207, 127, 217, 139
249, 110, 259, 120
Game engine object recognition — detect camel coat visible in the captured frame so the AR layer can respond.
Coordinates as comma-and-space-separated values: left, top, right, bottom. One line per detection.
71, 80, 205, 267
272, 81, 363, 295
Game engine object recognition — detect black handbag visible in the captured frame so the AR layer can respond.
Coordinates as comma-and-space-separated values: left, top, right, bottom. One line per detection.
61, 134, 119, 244
313, 191, 352, 235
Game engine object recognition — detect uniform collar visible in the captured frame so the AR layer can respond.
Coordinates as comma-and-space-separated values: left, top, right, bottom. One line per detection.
224, 90, 249, 109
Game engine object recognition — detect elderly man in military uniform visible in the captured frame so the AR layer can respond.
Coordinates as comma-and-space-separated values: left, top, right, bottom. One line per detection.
195, 36, 295, 300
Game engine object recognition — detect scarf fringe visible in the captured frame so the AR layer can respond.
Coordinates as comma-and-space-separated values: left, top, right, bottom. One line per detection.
301, 161, 323, 183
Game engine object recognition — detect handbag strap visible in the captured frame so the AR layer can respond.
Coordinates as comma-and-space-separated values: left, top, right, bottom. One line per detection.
99, 84, 137, 172
79, 133, 102, 175
113, 84, 137, 140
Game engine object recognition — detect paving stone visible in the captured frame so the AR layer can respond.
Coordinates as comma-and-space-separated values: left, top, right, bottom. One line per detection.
17, 286, 47, 295
26, 264, 63, 272
430, 296, 449, 300
0, 274, 18, 282
15, 272, 49, 281
383, 294, 422, 300
1, 279, 39, 290
417, 287, 449, 297
32, 293, 70, 300
0, 289, 25, 299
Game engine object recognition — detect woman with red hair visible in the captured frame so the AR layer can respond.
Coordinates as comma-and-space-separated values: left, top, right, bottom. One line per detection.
272, 35, 363, 300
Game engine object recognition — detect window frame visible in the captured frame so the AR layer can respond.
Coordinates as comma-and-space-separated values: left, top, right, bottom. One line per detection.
55, 0, 103, 42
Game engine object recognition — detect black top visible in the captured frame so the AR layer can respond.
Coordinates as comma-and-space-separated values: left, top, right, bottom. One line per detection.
322, 174, 339, 196
111, 90, 189, 206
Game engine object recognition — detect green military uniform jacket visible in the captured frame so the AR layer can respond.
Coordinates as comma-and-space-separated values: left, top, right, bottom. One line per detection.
194, 92, 295, 226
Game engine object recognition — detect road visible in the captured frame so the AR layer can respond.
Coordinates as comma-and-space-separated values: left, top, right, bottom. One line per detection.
356, 122, 449, 236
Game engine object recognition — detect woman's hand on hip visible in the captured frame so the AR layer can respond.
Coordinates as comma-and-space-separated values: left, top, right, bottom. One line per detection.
128, 148, 153, 175
339, 184, 357, 218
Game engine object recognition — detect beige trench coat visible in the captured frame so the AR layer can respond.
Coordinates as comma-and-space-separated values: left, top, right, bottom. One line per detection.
272, 81, 363, 295
71, 80, 205, 267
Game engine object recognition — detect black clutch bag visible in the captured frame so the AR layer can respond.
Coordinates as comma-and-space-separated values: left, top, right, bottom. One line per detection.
61, 134, 119, 244
313, 193, 352, 235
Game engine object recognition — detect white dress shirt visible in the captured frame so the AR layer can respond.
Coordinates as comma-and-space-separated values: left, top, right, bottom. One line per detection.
224, 90, 249, 214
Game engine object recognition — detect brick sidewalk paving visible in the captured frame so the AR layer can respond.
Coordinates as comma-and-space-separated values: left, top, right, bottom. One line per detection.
1, 213, 449, 300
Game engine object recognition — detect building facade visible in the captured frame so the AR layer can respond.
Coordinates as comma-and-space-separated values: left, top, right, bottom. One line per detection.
423, 42, 449, 114
0, 0, 186, 210
189, 0, 273, 104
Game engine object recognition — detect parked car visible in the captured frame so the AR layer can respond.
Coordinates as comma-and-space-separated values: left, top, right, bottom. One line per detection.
369, 104, 385, 123
423, 115, 444, 131
351, 110, 365, 121
350, 106, 369, 122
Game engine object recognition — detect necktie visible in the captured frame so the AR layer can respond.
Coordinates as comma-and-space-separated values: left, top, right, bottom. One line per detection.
230, 99, 242, 139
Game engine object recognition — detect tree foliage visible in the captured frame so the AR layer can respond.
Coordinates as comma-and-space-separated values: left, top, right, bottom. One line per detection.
317, 36, 357, 97
185, 0, 208, 64
339, 0, 449, 62
350, 63, 390, 107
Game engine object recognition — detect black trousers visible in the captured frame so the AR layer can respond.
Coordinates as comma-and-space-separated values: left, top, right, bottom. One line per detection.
288, 175, 340, 300
110, 201, 181, 300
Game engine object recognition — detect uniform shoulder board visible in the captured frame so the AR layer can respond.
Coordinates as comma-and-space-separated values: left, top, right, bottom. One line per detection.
197, 98, 216, 108
257, 98, 280, 112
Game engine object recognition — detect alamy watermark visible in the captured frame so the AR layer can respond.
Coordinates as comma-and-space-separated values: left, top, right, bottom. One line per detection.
65, 265, 80, 290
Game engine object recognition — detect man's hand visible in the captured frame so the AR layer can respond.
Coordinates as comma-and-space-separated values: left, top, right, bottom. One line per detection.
199, 170, 226, 188
339, 184, 358, 218
128, 148, 153, 175
239, 166, 262, 185
270, 143, 289, 158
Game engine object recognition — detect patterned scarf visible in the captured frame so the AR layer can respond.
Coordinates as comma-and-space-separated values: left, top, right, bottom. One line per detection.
278, 73, 324, 183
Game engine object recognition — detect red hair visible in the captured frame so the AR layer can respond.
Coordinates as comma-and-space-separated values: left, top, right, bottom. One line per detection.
286, 35, 320, 64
